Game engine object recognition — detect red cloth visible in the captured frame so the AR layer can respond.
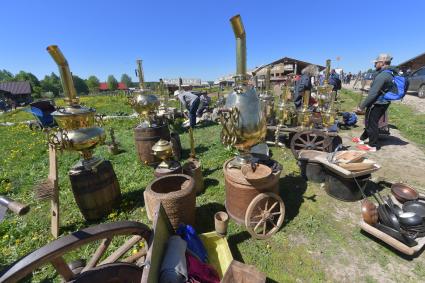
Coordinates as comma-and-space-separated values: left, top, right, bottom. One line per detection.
186, 252, 220, 283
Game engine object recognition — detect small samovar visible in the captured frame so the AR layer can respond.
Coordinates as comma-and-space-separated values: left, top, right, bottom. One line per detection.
152, 139, 173, 168
129, 59, 160, 127
220, 15, 266, 167
47, 45, 106, 170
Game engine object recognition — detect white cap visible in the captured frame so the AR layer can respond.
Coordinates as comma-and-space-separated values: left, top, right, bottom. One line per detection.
372, 53, 393, 63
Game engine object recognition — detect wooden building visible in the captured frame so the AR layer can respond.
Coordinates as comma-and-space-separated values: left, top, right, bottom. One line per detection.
398, 52, 425, 72
0, 81, 32, 104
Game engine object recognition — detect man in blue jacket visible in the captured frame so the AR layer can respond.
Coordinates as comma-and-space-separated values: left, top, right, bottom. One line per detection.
353, 54, 398, 151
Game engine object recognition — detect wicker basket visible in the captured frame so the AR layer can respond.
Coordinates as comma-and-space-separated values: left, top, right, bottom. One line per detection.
144, 174, 195, 229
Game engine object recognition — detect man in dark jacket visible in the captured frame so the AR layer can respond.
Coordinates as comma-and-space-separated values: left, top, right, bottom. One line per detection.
353, 54, 397, 151
293, 65, 318, 109
174, 90, 200, 128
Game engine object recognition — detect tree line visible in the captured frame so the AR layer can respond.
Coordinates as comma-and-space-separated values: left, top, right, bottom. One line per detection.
0, 69, 135, 97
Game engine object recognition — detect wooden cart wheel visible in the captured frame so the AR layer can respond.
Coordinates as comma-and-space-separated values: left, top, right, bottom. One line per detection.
0, 221, 151, 283
290, 130, 333, 158
245, 192, 285, 240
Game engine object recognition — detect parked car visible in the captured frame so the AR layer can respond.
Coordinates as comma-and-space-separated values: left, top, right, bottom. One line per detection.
407, 66, 425, 98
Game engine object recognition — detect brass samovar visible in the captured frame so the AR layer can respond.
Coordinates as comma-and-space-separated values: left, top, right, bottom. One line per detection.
258, 67, 275, 125
220, 15, 266, 167
317, 59, 337, 127
130, 59, 160, 127
47, 45, 106, 170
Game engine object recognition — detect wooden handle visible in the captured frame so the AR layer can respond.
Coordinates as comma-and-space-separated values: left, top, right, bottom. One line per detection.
0, 196, 30, 216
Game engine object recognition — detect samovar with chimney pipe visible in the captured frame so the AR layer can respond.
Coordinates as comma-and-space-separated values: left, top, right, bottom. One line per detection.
258, 67, 275, 125
220, 15, 266, 167
130, 60, 160, 127
317, 59, 337, 127
47, 45, 106, 170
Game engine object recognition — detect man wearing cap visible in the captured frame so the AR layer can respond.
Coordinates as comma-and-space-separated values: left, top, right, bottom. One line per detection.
353, 53, 398, 151
174, 90, 200, 128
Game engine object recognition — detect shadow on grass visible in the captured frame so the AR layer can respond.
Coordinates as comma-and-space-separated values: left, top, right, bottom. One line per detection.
227, 231, 251, 263
278, 173, 308, 226
359, 230, 424, 260
181, 145, 210, 159
202, 166, 220, 177
195, 202, 225, 233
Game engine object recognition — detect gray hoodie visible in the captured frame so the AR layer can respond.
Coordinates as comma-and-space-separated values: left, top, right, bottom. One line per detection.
359, 66, 399, 110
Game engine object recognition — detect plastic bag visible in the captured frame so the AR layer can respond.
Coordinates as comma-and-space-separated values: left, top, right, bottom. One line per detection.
176, 224, 208, 263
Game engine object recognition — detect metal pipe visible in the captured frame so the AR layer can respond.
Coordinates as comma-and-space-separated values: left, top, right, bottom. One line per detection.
265, 67, 271, 92
46, 45, 77, 105
136, 59, 145, 90
324, 59, 331, 84
230, 15, 246, 80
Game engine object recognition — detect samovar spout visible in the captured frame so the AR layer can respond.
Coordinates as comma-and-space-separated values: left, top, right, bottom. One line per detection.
230, 15, 247, 82
46, 45, 78, 105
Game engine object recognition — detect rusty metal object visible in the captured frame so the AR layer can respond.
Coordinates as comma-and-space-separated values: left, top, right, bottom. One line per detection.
0, 221, 151, 283
223, 158, 281, 225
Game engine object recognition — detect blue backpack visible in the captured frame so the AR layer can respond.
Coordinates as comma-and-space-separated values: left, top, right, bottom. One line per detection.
381, 70, 407, 101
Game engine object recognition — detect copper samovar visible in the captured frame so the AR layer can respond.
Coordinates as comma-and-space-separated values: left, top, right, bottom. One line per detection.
220, 15, 266, 167
47, 45, 106, 170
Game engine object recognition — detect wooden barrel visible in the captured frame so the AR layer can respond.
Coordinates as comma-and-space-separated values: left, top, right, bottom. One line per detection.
69, 160, 121, 221
154, 161, 182, 178
144, 174, 195, 229
223, 158, 282, 225
134, 124, 170, 166
183, 159, 204, 195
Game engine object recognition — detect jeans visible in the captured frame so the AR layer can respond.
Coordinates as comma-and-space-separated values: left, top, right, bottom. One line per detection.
189, 97, 200, 128
360, 103, 389, 148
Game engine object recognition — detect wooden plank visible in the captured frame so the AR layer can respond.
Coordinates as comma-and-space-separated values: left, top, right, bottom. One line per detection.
49, 146, 59, 238
50, 256, 74, 281
81, 238, 111, 272
122, 248, 147, 263
100, 235, 142, 265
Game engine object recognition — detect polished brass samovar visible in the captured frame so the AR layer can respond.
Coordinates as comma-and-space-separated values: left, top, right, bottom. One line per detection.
258, 67, 275, 125
47, 45, 106, 170
152, 139, 173, 168
220, 15, 266, 167
129, 59, 160, 127
276, 75, 296, 127
314, 59, 337, 127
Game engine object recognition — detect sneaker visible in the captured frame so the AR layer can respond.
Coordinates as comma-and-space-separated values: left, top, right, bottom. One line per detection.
352, 137, 364, 144
357, 145, 376, 152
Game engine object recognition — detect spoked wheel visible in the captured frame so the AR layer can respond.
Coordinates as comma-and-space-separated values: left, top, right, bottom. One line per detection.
0, 221, 151, 283
290, 130, 333, 158
245, 192, 285, 240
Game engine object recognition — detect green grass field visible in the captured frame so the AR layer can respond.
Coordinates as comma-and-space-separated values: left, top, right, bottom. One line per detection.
1, 90, 425, 282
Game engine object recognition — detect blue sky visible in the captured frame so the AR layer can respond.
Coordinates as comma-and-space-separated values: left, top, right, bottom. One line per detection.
1, 0, 424, 82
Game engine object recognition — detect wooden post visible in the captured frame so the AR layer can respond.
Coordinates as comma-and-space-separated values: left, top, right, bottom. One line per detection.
49, 145, 59, 238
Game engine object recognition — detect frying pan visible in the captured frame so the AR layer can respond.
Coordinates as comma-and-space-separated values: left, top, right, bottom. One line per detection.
374, 223, 417, 247
391, 183, 425, 203
403, 201, 425, 218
